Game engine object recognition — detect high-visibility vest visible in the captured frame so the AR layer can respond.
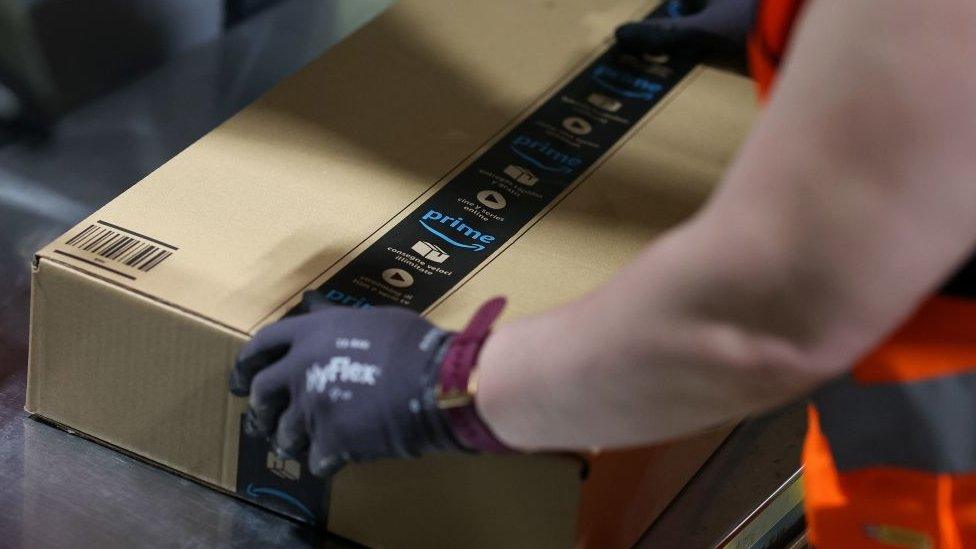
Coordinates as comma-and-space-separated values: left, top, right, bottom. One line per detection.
748, 1, 976, 547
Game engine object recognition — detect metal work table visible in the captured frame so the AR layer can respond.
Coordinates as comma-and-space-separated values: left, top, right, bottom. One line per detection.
0, 2, 805, 546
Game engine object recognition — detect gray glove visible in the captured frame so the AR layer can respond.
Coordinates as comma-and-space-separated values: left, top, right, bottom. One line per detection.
616, 0, 759, 54
229, 296, 507, 478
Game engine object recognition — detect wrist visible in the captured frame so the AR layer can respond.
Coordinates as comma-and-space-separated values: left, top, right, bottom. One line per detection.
436, 298, 513, 454
473, 326, 533, 450
475, 294, 613, 450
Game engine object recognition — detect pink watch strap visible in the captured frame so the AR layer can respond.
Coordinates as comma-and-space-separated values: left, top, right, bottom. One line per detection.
439, 297, 512, 453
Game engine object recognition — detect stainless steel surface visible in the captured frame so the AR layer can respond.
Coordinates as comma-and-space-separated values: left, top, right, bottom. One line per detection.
717, 469, 804, 548
785, 533, 810, 549
639, 402, 806, 547
0, 1, 805, 545
0, 1, 388, 546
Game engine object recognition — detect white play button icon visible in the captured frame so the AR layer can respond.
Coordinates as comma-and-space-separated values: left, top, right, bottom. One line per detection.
382, 268, 414, 288
562, 116, 592, 136
477, 190, 506, 210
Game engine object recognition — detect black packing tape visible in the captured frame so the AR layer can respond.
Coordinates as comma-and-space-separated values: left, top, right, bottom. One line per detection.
236, 2, 704, 527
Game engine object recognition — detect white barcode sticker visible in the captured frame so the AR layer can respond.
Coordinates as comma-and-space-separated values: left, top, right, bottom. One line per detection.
56, 221, 177, 280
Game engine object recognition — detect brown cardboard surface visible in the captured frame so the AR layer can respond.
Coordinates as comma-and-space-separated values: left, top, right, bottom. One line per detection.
329, 454, 583, 548
27, 0, 759, 546
34, 0, 659, 334
27, 258, 245, 485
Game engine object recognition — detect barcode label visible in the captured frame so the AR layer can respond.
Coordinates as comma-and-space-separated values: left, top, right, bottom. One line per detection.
59, 221, 177, 279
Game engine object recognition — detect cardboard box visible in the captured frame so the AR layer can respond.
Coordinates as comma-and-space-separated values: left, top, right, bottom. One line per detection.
26, 0, 758, 546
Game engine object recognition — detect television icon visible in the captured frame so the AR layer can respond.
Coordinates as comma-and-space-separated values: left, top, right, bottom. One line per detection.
503, 164, 539, 186
412, 241, 450, 263
266, 451, 301, 481
587, 93, 622, 112
641, 53, 671, 65
562, 116, 592, 136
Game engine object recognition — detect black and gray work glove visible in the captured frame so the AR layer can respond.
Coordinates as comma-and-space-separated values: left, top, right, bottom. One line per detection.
229, 296, 508, 478
616, 0, 759, 55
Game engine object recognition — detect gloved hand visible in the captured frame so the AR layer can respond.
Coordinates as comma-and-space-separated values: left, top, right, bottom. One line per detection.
229, 295, 509, 478
616, 0, 759, 54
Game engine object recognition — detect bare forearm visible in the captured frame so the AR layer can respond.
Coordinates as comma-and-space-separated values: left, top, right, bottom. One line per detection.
476, 219, 821, 449
477, 0, 976, 450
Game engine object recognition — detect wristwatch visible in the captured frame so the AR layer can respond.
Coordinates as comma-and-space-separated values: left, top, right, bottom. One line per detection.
436, 297, 512, 453
437, 367, 479, 410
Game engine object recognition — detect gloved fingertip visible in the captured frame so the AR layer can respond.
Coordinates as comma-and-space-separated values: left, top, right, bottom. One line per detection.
245, 404, 281, 438
310, 456, 345, 478
273, 426, 307, 459
234, 347, 270, 371
242, 408, 262, 438
272, 441, 295, 460
615, 21, 677, 52
614, 22, 646, 43
231, 343, 292, 399
228, 368, 250, 397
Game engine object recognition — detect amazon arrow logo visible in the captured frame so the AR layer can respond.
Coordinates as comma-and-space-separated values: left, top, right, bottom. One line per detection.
510, 135, 582, 175
419, 210, 496, 252
245, 483, 315, 521
591, 64, 663, 100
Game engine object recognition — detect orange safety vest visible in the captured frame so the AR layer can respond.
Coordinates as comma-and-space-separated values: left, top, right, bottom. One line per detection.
749, 2, 976, 547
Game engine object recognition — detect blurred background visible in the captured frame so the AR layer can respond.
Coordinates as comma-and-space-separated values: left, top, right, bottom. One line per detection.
0, 0, 392, 343
0, 2, 394, 545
